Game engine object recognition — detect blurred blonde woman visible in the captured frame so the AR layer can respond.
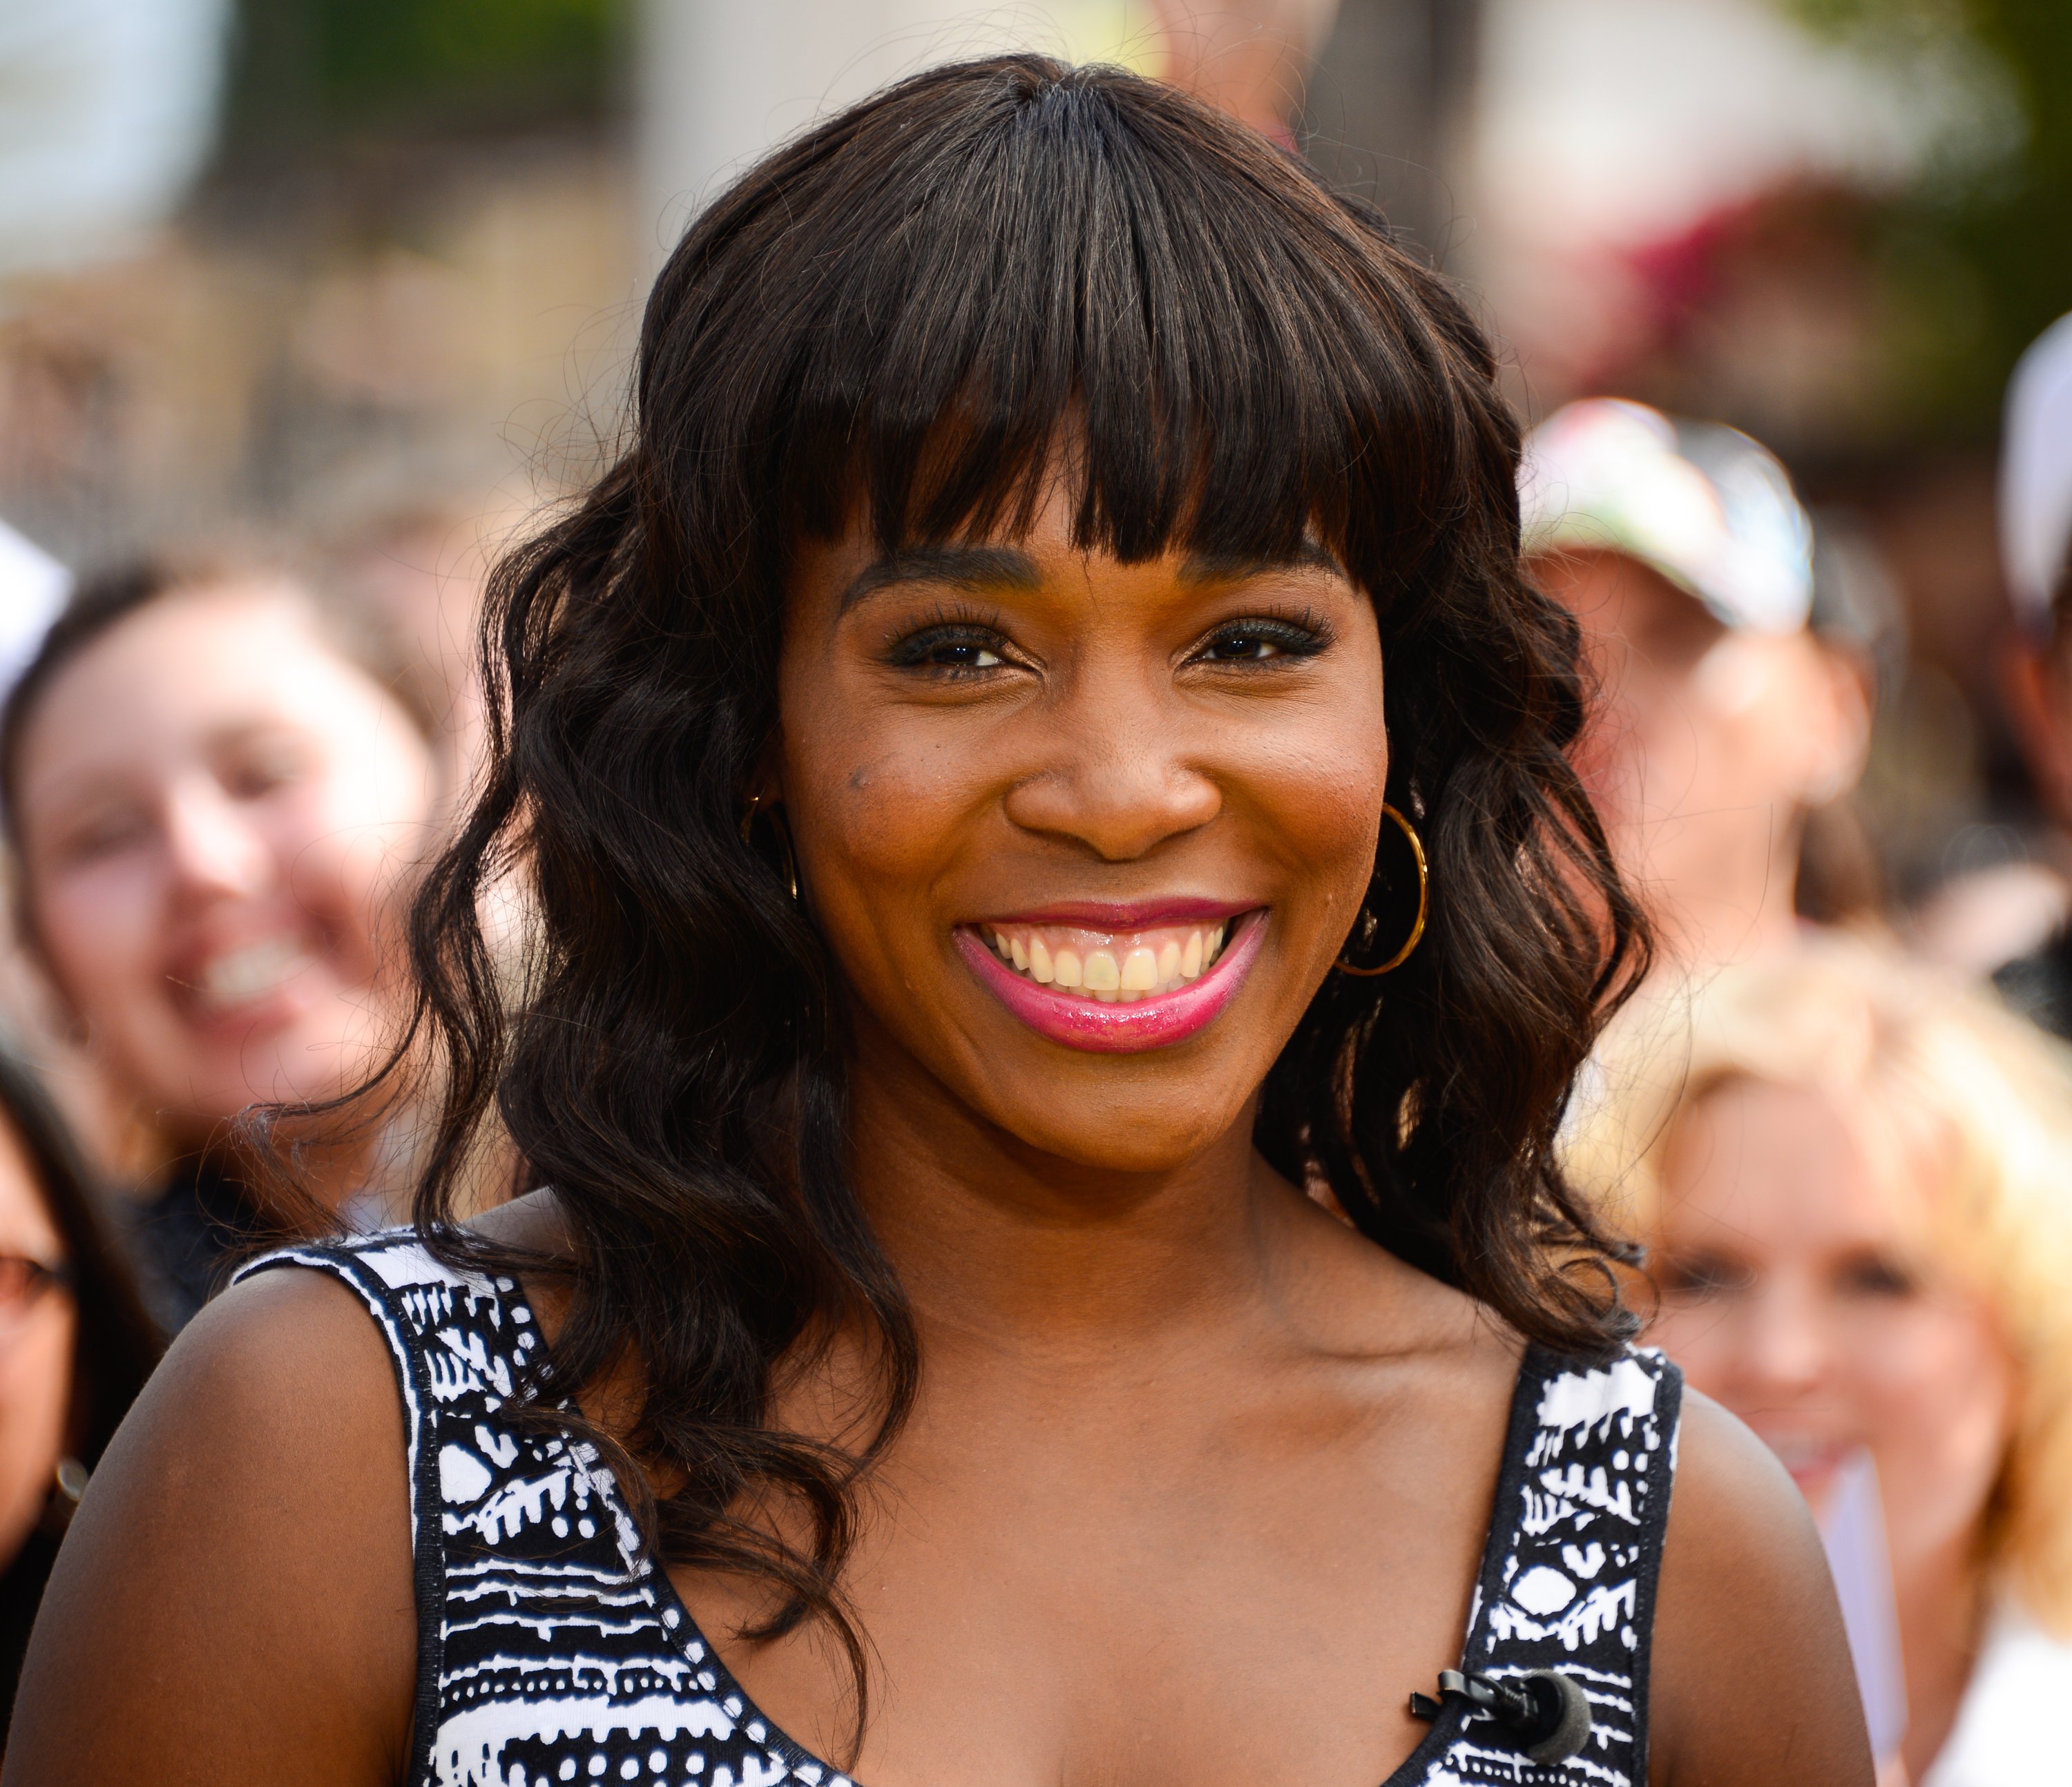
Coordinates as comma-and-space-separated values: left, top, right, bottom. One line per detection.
1568, 936, 2072, 1786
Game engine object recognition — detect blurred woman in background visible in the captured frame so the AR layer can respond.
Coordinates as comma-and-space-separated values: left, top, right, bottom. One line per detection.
1569, 936, 2072, 1785
0, 561, 443, 1329
0, 1043, 157, 1741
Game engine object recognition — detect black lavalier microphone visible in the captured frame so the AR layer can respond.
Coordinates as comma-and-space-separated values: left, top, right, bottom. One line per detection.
1408, 1668, 1594, 1766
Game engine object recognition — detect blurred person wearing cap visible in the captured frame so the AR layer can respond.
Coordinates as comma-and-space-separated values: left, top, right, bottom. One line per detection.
1522, 398, 1878, 974
1965, 314, 2072, 1036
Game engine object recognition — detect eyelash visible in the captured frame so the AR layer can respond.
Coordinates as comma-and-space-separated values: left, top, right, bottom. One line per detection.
1191, 606, 1334, 665
883, 603, 1013, 679
884, 603, 1336, 678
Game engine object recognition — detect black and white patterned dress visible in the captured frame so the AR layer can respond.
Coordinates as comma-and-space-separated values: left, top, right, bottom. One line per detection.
239, 1233, 1682, 1787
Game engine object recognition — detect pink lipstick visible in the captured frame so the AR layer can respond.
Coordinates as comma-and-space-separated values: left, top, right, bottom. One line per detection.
955, 907, 1267, 1052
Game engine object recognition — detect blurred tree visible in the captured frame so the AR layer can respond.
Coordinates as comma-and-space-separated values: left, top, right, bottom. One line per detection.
1791, 0, 2072, 441
218, 0, 622, 159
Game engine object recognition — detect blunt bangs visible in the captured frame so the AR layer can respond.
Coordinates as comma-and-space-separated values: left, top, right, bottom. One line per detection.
641, 57, 1497, 611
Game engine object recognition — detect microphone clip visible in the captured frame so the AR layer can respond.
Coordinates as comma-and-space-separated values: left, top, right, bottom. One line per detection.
1408, 1667, 1593, 1766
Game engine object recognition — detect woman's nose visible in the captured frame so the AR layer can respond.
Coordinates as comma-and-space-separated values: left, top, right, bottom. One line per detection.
1731, 1279, 1832, 1398
1001, 691, 1222, 862
162, 782, 274, 902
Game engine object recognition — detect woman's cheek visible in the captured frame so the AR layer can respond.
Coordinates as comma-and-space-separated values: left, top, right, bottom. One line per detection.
282, 780, 432, 983
1859, 1297, 2017, 1560
1254, 742, 1385, 933
35, 862, 164, 1039
800, 739, 972, 896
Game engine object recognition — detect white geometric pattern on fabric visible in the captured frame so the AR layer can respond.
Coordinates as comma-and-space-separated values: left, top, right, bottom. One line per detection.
238, 1234, 1681, 1787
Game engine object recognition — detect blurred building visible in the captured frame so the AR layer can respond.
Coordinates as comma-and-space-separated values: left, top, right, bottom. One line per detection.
0, 0, 632, 568
636, 2, 1169, 273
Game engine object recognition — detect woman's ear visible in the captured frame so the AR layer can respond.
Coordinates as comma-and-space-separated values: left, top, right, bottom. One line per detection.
1798, 637, 1874, 808
745, 737, 786, 809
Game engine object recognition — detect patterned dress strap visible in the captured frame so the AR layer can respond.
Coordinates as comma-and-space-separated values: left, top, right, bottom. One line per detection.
1429, 1345, 1683, 1787
233, 1230, 530, 1786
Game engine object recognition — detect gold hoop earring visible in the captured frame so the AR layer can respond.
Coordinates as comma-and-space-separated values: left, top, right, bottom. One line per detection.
738, 793, 800, 903
1334, 803, 1427, 976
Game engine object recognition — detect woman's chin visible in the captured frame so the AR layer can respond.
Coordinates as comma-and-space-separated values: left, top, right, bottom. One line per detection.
1751, 1435, 1854, 1511
166, 1013, 389, 1129
975, 1089, 1243, 1175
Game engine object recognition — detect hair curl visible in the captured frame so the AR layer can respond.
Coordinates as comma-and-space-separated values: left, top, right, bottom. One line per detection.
396, 55, 1648, 1746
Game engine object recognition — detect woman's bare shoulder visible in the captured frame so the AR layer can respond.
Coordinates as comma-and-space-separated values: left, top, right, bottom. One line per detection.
1647, 1388, 1873, 1786
3, 1264, 416, 1786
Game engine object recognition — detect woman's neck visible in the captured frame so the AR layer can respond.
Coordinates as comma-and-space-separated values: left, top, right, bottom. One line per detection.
846, 1040, 1284, 1361
164, 1121, 379, 1219
1895, 1532, 1987, 1782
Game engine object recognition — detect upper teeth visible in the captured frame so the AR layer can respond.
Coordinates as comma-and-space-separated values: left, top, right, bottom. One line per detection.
195, 938, 314, 1013
984, 923, 1229, 1003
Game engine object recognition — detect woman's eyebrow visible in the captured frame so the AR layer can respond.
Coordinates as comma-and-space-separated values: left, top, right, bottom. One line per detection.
1177, 541, 1345, 585
838, 545, 1042, 613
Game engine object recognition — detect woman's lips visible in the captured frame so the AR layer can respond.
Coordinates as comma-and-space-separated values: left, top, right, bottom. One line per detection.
169, 933, 323, 1031
1749, 1427, 1852, 1499
955, 909, 1267, 1052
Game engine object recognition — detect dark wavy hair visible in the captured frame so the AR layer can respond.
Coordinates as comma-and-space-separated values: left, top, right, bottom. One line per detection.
396, 55, 1647, 1741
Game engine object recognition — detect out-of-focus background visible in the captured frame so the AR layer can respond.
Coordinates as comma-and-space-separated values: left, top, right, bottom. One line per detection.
3, 0, 2065, 894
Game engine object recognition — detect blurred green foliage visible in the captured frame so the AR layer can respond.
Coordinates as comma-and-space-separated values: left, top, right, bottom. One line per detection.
1790, 0, 2072, 444
222, 0, 623, 152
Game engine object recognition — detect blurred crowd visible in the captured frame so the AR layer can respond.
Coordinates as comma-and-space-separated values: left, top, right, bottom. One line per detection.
1540, 321, 2072, 1784
0, 3, 2066, 1784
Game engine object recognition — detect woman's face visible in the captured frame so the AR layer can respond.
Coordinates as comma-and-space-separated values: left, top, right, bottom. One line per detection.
1532, 548, 1863, 955
0, 1118, 73, 1567
15, 586, 439, 1133
778, 482, 1387, 1172
1650, 1076, 2018, 1587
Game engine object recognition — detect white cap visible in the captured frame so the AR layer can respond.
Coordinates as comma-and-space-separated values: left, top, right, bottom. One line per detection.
1520, 397, 1815, 635
2002, 312, 2072, 630
0, 519, 67, 698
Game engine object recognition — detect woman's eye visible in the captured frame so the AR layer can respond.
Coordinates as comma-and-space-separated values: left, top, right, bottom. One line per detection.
222, 746, 307, 799
1197, 617, 1330, 664
1836, 1254, 1917, 1299
926, 641, 1002, 670
55, 809, 150, 865
888, 626, 1009, 676
1656, 1252, 1754, 1298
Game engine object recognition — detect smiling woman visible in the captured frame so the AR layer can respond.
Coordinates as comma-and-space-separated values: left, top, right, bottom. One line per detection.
6, 55, 1869, 1787
0, 560, 443, 1326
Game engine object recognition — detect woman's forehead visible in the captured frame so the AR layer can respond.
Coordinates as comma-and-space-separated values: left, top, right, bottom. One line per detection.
1667, 1075, 1932, 1244
17, 590, 390, 787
